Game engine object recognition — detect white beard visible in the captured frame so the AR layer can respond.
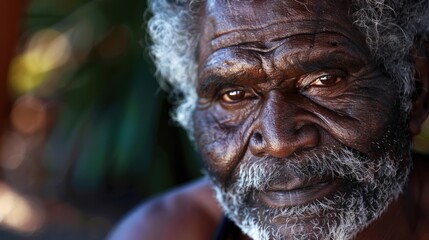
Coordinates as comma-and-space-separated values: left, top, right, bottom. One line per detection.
211, 147, 411, 240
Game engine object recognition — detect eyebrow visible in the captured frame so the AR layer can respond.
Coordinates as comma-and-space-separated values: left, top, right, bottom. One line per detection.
197, 52, 264, 95
197, 70, 260, 96
276, 49, 367, 75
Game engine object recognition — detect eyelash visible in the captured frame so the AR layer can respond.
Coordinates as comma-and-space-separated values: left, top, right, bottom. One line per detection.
301, 71, 347, 90
312, 75, 343, 86
220, 88, 254, 103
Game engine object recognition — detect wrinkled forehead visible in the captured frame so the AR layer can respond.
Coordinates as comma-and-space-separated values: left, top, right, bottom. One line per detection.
204, 0, 353, 30
199, 0, 363, 61
204, 0, 300, 29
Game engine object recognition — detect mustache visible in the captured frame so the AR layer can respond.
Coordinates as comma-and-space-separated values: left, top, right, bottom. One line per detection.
227, 147, 400, 192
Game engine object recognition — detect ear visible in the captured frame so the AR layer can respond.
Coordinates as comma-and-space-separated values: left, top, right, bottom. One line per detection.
409, 40, 429, 136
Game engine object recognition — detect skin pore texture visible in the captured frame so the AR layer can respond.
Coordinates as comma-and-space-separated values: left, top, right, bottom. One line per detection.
193, 0, 417, 239
108, 0, 429, 239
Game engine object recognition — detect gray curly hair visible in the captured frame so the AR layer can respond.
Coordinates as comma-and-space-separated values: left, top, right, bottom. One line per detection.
148, 0, 429, 134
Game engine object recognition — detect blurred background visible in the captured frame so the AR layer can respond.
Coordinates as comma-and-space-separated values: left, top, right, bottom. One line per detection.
0, 0, 202, 239
1, 1, 429, 240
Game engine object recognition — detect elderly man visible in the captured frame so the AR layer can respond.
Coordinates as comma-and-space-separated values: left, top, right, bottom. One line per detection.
110, 0, 429, 239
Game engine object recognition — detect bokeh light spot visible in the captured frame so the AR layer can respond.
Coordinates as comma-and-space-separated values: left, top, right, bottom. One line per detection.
10, 95, 47, 135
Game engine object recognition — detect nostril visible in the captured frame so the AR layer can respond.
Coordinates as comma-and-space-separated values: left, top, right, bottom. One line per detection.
253, 132, 263, 143
250, 131, 266, 157
330, 41, 338, 47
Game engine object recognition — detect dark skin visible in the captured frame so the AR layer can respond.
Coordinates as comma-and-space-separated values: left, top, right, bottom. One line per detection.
195, 0, 401, 186
109, 1, 429, 239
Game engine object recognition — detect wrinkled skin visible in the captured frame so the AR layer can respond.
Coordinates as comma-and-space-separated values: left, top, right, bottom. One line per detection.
108, 1, 429, 240
195, 0, 403, 197
193, 0, 411, 239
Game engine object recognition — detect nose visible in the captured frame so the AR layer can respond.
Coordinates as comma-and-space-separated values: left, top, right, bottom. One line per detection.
249, 92, 319, 158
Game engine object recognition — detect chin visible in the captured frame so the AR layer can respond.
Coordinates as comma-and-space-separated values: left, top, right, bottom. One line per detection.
211, 146, 412, 240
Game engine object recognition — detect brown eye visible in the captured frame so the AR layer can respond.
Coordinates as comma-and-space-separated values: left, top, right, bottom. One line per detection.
311, 75, 343, 86
222, 90, 245, 103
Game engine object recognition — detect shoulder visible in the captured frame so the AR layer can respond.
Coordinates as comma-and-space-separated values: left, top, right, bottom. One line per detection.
108, 178, 223, 240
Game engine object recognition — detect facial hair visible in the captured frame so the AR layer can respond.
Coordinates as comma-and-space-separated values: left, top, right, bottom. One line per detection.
210, 146, 412, 240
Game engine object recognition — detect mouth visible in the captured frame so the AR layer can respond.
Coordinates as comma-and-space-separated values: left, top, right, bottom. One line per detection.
259, 178, 341, 208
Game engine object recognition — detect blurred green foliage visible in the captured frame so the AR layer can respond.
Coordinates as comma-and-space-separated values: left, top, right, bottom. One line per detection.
24, 0, 202, 205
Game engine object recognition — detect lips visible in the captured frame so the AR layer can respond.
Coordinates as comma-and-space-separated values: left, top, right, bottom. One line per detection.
260, 177, 340, 208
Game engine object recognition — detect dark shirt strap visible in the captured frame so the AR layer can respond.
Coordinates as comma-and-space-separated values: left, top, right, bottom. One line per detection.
213, 215, 242, 240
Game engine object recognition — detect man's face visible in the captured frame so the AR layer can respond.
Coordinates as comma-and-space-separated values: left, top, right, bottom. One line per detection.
193, 0, 412, 239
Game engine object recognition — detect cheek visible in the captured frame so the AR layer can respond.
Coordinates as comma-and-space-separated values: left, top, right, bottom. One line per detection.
193, 107, 249, 184
310, 79, 403, 157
